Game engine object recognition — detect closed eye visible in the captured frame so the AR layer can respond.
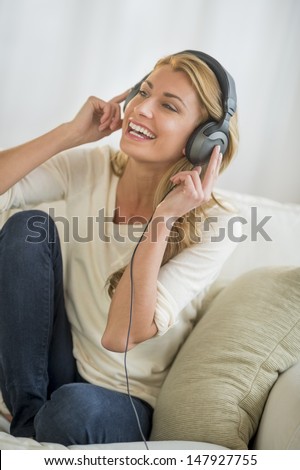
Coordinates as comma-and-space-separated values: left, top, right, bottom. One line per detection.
163, 103, 178, 112
138, 89, 148, 98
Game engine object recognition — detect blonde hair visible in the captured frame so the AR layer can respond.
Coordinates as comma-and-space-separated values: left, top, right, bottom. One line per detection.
107, 51, 239, 297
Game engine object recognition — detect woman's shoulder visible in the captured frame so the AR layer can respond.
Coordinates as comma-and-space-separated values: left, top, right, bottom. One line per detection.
39, 144, 120, 200
51, 144, 119, 183
60, 144, 117, 169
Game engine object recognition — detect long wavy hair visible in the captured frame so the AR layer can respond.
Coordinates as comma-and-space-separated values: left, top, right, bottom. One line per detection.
107, 51, 239, 298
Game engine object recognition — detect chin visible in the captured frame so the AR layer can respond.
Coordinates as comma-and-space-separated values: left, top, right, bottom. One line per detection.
119, 136, 152, 161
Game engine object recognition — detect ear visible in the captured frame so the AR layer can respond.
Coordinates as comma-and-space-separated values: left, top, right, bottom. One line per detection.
182, 147, 186, 156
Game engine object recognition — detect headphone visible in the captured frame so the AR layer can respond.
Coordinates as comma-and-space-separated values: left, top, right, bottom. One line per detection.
123, 50, 237, 166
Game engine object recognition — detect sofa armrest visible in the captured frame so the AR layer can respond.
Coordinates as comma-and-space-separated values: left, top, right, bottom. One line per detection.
253, 361, 300, 449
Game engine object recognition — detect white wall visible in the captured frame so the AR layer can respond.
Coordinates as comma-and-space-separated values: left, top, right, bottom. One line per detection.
0, 0, 299, 203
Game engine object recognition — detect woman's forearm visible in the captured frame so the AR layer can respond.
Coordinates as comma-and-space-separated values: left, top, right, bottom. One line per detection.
0, 93, 128, 195
102, 213, 173, 352
0, 123, 76, 195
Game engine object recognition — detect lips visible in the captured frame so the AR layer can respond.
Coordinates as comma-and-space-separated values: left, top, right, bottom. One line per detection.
127, 120, 156, 140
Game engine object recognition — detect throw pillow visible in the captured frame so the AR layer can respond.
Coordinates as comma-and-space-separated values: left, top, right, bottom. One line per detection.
150, 266, 300, 449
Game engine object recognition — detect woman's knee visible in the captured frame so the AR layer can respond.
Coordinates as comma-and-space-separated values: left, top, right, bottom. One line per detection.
34, 383, 153, 446
0, 210, 61, 267
34, 383, 94, 445
1, 210, 56, 243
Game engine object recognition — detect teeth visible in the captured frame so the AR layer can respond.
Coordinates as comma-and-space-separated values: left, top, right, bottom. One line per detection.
129, 121, 156, 139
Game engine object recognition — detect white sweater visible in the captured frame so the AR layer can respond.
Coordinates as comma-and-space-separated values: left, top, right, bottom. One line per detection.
0, 145, 240, 408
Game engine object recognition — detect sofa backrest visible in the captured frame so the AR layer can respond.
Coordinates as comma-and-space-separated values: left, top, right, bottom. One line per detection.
215, 189, 300, 281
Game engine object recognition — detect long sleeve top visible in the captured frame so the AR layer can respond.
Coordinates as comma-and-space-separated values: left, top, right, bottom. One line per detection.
0, 145, 241, 407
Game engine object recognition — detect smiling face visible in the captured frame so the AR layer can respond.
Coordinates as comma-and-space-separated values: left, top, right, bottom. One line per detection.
120, 65, 204, 167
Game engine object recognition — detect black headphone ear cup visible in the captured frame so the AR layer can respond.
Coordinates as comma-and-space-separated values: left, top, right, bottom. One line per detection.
185, 121, 229, 165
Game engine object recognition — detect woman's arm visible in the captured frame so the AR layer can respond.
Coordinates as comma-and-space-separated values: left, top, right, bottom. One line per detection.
101, 215, 171, 352
0, 92, 128, 195
101, 146, 223, 353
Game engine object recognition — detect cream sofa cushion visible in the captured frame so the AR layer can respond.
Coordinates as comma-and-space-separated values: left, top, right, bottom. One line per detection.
151, 266, 300, 449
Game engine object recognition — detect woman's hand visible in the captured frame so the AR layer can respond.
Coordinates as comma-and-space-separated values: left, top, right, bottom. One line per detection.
156, 145, 222, 220
67, 90, 129, 146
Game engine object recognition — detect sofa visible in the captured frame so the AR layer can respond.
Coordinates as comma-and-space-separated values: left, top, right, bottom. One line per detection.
1, 188, 300, 450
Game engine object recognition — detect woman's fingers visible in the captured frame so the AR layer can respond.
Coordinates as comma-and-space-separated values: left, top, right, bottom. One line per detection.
98, 90, 129, 131
109, 103, 123, 130
170, 166, 202, 188
198, 149, 222, 202
99, 103, 118, 130
169, 145, 222, 205
170, 172, 203, 204
201, 145, 222, 188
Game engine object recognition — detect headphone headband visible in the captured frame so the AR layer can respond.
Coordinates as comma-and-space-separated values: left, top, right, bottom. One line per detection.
181, 50, 237, 117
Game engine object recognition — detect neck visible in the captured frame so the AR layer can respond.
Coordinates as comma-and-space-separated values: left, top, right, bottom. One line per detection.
115, 158, 169, 222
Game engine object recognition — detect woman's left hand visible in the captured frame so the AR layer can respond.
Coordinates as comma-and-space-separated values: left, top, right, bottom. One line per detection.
156, 145, 222, 220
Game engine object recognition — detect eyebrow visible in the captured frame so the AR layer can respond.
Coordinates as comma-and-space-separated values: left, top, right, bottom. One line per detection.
144, 79, 187, 108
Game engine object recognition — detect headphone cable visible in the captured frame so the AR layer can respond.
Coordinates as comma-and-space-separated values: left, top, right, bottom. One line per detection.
123, 184, 176, 450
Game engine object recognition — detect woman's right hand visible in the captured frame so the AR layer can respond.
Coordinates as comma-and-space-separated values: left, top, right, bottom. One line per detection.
68, 90, 130, 146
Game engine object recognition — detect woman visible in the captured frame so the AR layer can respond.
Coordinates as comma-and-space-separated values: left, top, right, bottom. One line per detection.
0, 51, 239, 445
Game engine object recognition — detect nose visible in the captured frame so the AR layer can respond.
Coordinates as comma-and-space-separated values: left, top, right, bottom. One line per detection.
133, 98, 154, 119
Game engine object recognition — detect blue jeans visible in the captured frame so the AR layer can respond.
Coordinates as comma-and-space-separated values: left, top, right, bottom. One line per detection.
0, 210, 153, 445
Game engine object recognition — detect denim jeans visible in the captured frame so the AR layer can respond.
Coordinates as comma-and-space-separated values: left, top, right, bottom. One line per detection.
0, 210, 153, 445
